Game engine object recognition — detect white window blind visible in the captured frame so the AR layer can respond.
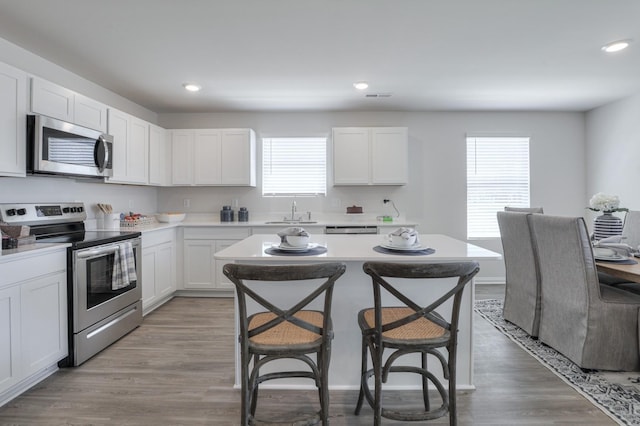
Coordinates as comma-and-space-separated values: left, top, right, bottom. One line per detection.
262, 137, 327, 196
467, 136, 530, 239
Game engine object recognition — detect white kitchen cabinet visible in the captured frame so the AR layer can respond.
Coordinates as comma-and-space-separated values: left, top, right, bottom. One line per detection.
107, 108, 149, 185
0, 62, 27, 177
149, 123, 169, 186
141, 228, 176, 314
333, 127, 408, 185
20, 271, 67, 377
31, 77, 107, 132
0, 248, 67, 404
183, 227, 250, 291
0, 284, 21, 393
170, 128, 256, 186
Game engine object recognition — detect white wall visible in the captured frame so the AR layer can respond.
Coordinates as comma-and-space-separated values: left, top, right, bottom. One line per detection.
159, 110, 587, 283
586, 91, 640, 215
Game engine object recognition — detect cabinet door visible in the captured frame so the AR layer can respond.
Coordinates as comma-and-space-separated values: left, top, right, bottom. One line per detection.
107, 108, 130, 182
20, 271, 67, 376
30, 77, 74, 122
74, 93, 107, 133
333, 128, 370, 185
141, 249, 158, 310
149, 124, 167, 186
171, 130, 194, 185
0, 62, 27, 177
194, 129, 222, 185
183, 240, 216, 289
215, 240, 239, 290
371, 127, 408, 185
0, 285, 21, 392
221, 129, 256, 186
127, 117, 149, 184
155, 242, 176, 297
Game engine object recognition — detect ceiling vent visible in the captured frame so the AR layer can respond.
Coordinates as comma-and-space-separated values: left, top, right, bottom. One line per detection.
365, 93, 392, 98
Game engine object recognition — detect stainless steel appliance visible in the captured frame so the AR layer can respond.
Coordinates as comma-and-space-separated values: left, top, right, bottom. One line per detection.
27, 115, 114, 178
324, 225, 378, 234
0, 202, 142, 366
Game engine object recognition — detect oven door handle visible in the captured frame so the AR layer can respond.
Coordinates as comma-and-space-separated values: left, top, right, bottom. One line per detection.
77, 246, 120, 259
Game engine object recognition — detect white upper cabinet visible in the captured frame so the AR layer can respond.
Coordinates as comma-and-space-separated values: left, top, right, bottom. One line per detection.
170, 128, 256, 186
0, 62, 27, 177
30, 77, 107, 132
149, 123, 169, 186
333, 127, 408, 185
107, 108, 149, 185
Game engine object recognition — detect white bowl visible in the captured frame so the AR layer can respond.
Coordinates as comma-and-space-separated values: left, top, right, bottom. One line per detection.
156, 213, 186, 223
285, 235, 310, 247
593, 247, 616, 258
390, 234, 417, 248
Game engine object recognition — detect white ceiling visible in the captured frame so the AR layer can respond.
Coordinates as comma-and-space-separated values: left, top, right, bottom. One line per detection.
0, 0, 639, 113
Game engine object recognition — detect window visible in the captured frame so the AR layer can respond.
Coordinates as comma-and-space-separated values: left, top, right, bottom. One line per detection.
466, 136, 530, 239
262, 137, 327, 196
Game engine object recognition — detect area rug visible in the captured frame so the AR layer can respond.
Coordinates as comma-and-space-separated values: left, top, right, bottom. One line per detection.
475, 299, 640, 426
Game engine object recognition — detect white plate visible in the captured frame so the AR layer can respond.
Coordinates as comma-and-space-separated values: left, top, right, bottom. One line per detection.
380, 243, 428, 252
594, 254, 627, 261
271, 243, 320, 252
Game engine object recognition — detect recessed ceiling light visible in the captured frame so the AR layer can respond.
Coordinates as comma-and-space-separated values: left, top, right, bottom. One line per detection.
353, 81, 369, 90
601, 39, 632, 53
183, 83, 201, 92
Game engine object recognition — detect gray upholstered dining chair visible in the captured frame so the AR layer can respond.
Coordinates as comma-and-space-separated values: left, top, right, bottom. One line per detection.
497, 211, 542, 337
223, 262, 346, 426
504, 206, 544, 213
528, 214, 640, 371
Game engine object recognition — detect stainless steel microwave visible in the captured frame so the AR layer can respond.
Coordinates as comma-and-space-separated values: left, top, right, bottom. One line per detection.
27, 114, 114, 178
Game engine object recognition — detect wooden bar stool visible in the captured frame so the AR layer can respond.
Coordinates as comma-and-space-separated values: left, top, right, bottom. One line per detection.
354, 261, 479, 425
223, 262, 346, 426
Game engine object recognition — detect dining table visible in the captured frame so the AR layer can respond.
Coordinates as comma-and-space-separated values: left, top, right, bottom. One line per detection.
595, 258, 640, 284
214, 233, 502, 391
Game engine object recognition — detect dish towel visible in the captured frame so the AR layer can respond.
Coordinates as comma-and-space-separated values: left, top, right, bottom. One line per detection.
276, 227, 309, 243
112, 241, 137, 290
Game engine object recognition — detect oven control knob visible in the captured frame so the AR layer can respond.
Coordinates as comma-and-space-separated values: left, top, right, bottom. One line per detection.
17, 208, 27, 216
5, 208, 16, 216
77, 206, 84, 213
63, 207, 71, 213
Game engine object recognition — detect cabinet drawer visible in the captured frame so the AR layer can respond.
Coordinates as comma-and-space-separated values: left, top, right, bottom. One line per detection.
142, 228, 176, 248
1, 249, 67, 288
183, 227, 250, 240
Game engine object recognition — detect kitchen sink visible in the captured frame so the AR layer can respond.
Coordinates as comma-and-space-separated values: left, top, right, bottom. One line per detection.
264, 221, 318, 224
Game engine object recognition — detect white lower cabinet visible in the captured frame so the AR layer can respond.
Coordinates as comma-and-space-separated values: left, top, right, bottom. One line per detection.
0, 249, 67, 406
183, 227, 250, 292
141, 229, 176, 314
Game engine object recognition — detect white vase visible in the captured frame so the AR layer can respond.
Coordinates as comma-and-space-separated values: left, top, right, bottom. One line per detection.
593, 212, 623, 240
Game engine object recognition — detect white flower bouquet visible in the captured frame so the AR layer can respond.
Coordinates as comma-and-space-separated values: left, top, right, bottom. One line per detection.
588, 192, 627, 213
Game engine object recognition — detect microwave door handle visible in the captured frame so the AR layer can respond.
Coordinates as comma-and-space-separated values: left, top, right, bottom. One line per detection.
77, 246, 120, 259
94, 136, 107, 172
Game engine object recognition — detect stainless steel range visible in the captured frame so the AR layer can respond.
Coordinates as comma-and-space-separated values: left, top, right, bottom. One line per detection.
0, 202, 143, 366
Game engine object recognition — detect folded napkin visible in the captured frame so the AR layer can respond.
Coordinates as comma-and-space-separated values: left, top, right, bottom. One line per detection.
112, 241, 137, 290
593, 235, 633, 256
277, 227, 309, 243
389, 227, 418, 239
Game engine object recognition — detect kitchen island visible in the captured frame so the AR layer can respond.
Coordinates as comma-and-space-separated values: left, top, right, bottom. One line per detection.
214, 233, 501, 390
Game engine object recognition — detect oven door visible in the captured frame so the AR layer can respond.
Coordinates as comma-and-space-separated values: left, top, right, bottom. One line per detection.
72, 237, 142, 332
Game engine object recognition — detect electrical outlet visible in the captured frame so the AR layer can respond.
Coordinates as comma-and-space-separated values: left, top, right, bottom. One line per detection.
183, 199, 191, 208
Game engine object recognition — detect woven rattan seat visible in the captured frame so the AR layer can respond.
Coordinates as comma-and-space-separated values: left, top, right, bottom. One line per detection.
354, 261, 479, 426
224, 262, 346, 426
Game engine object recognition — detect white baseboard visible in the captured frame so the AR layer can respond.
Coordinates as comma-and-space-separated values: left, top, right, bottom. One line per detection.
475, 277, 505, 285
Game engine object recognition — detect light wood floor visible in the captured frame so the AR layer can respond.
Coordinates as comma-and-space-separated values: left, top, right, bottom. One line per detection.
0, 285, 614, 425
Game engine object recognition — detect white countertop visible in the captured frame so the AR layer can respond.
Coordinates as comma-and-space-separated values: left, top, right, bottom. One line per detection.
214, 233, 501, 262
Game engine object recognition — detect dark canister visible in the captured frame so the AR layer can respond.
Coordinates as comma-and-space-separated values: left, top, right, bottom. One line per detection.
238, 207, 249, 222
220, 205, 234, 222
